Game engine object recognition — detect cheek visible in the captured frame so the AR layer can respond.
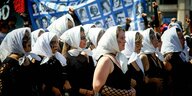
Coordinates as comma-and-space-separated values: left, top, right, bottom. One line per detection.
79, 40, 87, 48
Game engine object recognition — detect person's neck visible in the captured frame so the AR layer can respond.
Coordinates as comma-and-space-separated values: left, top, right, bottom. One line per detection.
151, 53, 156, 57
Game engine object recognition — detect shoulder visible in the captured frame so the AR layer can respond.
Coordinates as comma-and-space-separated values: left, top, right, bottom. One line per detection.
139, 53, 150, 70
139, 53, 148, 60
96, 56, 114, 73
98, 56, 112, 65
97, 55, 114, 68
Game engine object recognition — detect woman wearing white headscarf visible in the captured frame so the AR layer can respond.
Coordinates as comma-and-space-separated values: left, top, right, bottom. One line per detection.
31, 28, 45, 47
121, 31, 145, 96
82, 24, 96, 36
87, 27, 105, 65
82, 23, 96, 48
161, 27, 192, 96
92, 26, 135, 96
140, 28, 168, 96
47, 13, 75, 37
60, 25, 95, 96
31, 32, 68, 96
0, 27, 37, 95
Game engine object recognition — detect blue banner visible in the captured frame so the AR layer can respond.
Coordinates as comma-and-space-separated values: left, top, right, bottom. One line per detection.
28, 0, 147, 31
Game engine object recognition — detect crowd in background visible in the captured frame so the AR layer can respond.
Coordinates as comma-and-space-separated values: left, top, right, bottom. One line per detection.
0, 1, 192, 96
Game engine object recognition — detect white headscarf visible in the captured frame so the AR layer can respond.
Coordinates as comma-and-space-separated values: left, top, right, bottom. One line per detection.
88, 28, 104, 66
88, 28, 103, 47
140, 28, 164, 61
0, 27, 31, 64
161, 27, 182, 55
121, 31, 145, 74
47, 13, 75, 37
60, 25, 83, 56
93, 26, 128, 73
31, 28, 45, 47
83, 24, 96, 36
31, 32, 67, 66
168, 22, 182, 32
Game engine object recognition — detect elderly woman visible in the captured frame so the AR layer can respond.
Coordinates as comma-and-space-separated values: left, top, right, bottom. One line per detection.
87, 27, 105, 65
140, 28, 168, 96
31, 32, 68, 96
0, 27, 36, 96
60, 25, 95, 96
92, 26, 135, 96
121, 31, 145, 96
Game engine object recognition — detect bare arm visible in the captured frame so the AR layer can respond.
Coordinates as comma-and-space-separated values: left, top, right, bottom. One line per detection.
140, 53, 149, 71
92, 56, 113, 93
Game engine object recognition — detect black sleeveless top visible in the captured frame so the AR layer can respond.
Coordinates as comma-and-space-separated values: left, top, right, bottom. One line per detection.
105, 59, 131, 90
127, 63, 145, 96
146, 54, 166, 78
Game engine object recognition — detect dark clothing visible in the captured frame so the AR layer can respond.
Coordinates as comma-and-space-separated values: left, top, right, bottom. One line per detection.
69, 13, 82, 26
146, 54, 166, 78
65, 53, 95, 96
167, 52, 192, 96
125, 23, 130, 31
40, 56, 68, 96
105, 59, 131, 90
127, 63, 145, 96
0, 57, 40, 96
145, 54, 168, 96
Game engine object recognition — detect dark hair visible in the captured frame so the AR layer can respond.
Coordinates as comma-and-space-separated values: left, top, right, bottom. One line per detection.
80, 26, 84, 32
176, 28, 181, 33
0, 21, 9, 30
22, 30, 31, 48
149, 29, 155, 41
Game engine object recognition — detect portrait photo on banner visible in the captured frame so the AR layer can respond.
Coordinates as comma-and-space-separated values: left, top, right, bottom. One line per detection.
114, 11, 126, 25
77, 7, 89, 22
104, 15, 115, 29
28, 0, 147, 31
100, 0, 111, 15
88, 3, 101, 19
112, 0, 123, 11
94, 20, 104, 28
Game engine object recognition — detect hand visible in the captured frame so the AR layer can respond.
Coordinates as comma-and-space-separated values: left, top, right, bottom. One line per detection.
144, 76, 149, 83
152, 2, 158, 8
128, 87, 136, 96
131, 79, 137, 87
68, 7, 74, 15
52, 87, 62, 96
126, 18, 132, 24
142, 13, 147, 18
151, 78, 163, 88
186, 18, 191, 25
63, 80, 71, 90
86, 90, 94, 96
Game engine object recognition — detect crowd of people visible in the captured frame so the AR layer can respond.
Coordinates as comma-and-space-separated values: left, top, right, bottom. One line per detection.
0, 1, 192, 96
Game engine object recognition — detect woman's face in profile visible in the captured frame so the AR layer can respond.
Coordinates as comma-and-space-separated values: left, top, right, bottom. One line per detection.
117, 29, 126, 51
50, 36, 59, 54
23, 30, 31, 52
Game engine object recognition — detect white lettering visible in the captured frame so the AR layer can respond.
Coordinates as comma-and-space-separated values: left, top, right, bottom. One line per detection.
0, 5, 10, 20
